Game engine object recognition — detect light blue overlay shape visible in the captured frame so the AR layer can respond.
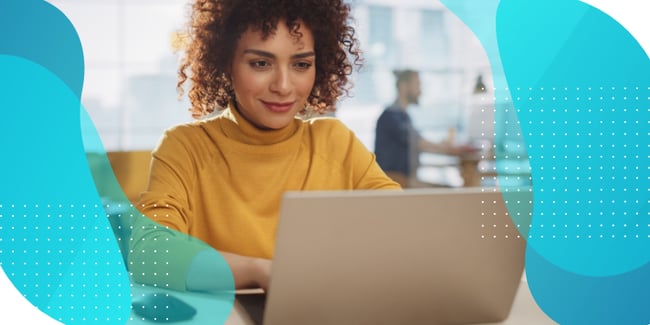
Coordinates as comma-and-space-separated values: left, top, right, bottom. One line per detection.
497, 0, 649, 277
442, 0, 649, 324
0, 0, 85, 98
0, 54, 131, 323
496, 1, 649, 324
2, 1, 236, 323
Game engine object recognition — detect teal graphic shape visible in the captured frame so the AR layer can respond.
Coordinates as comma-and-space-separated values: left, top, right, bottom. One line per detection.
0, 54, 131, 323
526, 245, 649, 325
443, 0, 649, 324
1, 1, 236, 323
1, 1, 129, 323
443, 0, 650, 325
496, 1, 650, 324
497, 0, 649, 276
0, 0, 84, 98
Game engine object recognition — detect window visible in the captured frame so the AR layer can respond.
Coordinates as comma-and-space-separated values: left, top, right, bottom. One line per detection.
48, 0, 495, 153
48, 0, 192, 150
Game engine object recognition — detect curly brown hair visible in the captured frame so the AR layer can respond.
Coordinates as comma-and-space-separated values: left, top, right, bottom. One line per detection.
177, 0, 363, 119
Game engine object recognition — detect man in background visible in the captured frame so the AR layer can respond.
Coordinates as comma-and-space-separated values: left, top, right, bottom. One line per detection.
374, 69, 477, 188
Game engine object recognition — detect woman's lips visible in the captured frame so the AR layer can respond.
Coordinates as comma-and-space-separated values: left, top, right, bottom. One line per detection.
262, 101, 294, 113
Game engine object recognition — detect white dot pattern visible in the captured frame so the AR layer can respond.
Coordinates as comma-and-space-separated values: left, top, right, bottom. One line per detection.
0, 202, 132, 322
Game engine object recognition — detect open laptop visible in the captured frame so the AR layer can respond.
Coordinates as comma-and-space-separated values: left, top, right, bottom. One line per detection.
237, 187, 531, 325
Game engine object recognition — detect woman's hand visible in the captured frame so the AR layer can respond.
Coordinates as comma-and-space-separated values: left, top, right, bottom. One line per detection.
220, 251, 272, 291
249, 257, 272, 291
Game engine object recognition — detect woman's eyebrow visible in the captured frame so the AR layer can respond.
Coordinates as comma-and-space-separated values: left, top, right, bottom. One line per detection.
292, 51, 316, 59
243, 49, 315, 59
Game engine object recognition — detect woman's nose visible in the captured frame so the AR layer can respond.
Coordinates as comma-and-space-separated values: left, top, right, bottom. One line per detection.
269, 68, 291, 95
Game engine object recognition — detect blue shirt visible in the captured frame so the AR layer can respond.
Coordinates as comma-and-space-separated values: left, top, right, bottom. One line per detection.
374, 105, 421, 176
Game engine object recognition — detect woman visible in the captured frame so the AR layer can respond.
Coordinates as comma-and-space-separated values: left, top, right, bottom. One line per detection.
128, 0, 400, 292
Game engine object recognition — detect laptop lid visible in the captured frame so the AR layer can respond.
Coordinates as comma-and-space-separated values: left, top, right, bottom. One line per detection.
263, 187, 530, 325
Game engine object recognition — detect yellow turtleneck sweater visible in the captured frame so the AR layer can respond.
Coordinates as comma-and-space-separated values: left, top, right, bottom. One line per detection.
128, 107, 400, 290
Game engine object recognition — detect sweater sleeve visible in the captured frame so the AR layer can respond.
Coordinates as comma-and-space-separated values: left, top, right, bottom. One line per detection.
128, 126, 233, 291
348, 133, 402, 190
316, 118, 402, 190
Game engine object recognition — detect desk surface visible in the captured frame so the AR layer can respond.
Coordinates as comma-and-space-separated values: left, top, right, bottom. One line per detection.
129, 276, 556, 324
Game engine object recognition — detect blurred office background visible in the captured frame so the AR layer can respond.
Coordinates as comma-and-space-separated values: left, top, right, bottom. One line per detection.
47, 0, 529, 187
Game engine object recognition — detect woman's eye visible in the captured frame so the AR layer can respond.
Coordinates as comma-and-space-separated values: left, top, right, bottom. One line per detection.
294, 62, 313, 70
249, 60, 270, 69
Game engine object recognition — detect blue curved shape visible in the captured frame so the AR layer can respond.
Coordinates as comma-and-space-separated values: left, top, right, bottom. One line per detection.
443, 1, 649, 324
526, 247, 650, 325
0, 0, 84, 98
2, 2, 236, 323
0, 55, 131, 323
79, 86, 237, 325
497, 0, 649, 277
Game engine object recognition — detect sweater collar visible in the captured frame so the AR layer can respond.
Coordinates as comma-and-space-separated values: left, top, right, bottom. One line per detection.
219, 102, 301, 145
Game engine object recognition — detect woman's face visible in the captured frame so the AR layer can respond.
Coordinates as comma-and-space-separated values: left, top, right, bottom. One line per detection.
230, 20, 316, 130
